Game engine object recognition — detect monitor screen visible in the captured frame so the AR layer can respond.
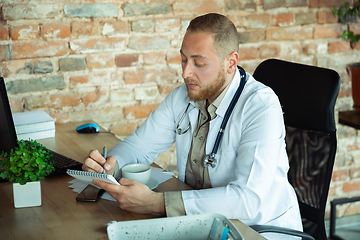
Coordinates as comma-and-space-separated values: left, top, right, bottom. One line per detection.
0, 77, 17, 154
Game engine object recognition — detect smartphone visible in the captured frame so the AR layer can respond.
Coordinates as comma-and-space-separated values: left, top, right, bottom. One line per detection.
76, 185, 105, 202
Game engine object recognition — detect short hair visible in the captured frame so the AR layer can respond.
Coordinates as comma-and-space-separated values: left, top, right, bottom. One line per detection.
186, 13, 239, 61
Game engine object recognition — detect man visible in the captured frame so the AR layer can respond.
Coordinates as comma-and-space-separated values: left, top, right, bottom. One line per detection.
83, 13, 302, 232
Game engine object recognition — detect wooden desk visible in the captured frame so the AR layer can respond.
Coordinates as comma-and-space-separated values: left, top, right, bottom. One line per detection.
0, 122, 265, 240
339, 110, 360, 129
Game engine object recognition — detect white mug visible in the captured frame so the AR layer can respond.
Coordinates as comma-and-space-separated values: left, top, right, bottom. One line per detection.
121, 163, 151, 185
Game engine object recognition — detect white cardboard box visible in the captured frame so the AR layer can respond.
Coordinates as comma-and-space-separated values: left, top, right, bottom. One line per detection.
107, 213, 244, 240
12, 110, 55, 140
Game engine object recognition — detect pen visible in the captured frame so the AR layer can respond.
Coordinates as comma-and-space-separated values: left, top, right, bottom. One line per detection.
102, 145, 107, 174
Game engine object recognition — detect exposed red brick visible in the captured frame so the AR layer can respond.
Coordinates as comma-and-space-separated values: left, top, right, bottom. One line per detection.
310, 0, 349, 8
346, 141, 360, 151
354, 41, 360, 50
267, 26, 313, 41
70, 37, 126, 54
166, 51, 181, 64
239, 30, 266, 43
156, 18, 181, 32
158, 82, 182, 95
271, 13, 295, 27
86, 54, 114, 69
238, 46, 259, 60
0, 45, 8, 62
259, 44, 281, 59
157, 67, 178, 83
332, 169, 348, 181
314, 25, 344, 39
125, 104, 159, 119
328, 185, 337, 197
82, 89, 105, 107
338, 83, 352, 98
50, 94, 80, 108
350, 167, 360, 179
123, 69, 146, 84
303, 42, 318, 55
0, 25, 9, 40
101, 21, 129, 35
244, 14, 271, 29
328, 41, 351, 54
173, 0, 223, 15
349, 23, 360, 35
41, 23, 70, 38
49, 112, 69, 123
343, 181, 360, 193
11, 25, 39, 40
71, 22, 101, 38
143, 52, 166, 65
11, 41, 68, 60
115, 54, 139, 68
317, 11, 338, 24
70, 75, 89, 87
228, 16, 244, 28
0, 62, 10, 77
341, 204, 360, 217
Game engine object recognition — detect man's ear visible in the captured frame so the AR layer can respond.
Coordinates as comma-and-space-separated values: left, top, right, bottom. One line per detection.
226, 51, 239, 74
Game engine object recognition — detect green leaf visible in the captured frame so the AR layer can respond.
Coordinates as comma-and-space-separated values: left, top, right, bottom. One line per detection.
0, 172, 8, 179
35, 158, 43, 164
332, 8, 337, 16
17, 162, 24, 167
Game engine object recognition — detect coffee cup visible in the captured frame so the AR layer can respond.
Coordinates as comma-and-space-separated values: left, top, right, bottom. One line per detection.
121, 163, 151, 185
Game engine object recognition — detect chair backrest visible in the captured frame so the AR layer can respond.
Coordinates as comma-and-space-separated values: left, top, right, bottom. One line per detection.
253, 59, 340, 240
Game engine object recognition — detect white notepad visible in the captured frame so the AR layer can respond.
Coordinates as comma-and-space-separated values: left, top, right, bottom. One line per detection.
66, 169, 120, 185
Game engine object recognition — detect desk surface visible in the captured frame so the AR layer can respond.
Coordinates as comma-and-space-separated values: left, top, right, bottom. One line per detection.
0, 122, 265, 240
339, 110, 360, 129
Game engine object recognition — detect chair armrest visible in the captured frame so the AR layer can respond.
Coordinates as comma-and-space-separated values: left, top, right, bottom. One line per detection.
250, 225, 315, 240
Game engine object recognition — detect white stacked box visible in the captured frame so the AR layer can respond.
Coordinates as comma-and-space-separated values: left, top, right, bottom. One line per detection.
12, 110, 55, 140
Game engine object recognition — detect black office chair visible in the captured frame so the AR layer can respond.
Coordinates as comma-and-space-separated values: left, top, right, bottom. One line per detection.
250, 59, 340, 240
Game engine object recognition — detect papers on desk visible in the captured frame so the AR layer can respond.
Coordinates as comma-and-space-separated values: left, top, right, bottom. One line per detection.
12, 110, 55, 140
68, 167, 174, 202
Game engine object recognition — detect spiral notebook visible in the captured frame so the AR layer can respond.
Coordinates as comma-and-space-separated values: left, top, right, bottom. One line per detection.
66, 169, 120, 185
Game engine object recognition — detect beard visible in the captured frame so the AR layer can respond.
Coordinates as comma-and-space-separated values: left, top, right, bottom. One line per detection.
185, 67, 226, 102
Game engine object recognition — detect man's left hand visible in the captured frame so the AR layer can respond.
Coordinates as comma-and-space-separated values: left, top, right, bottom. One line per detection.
93, 178, 165, 215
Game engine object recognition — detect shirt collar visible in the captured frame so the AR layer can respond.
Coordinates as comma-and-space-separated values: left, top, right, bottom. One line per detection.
195, 75, 233, 119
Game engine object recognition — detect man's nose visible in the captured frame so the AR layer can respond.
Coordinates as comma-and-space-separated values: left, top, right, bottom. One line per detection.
182, 62, 194, 79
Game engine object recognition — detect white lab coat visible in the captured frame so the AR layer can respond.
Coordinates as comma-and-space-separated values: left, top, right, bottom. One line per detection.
108, 68, 302, 231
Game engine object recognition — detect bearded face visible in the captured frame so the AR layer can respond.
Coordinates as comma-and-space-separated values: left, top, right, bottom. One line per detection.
185, 65, 226, 102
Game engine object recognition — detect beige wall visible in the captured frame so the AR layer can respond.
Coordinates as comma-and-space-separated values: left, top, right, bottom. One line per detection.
1, 0, 360, 219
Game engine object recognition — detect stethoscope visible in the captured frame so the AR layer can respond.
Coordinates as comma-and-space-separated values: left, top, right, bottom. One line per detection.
176, 66, 248, 168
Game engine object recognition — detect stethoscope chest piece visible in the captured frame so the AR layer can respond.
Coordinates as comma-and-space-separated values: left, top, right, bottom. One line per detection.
204, 153, 217, 168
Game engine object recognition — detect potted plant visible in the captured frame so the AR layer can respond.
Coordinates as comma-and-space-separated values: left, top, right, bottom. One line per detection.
0, 139, 54, 208
333, 1, 360, 110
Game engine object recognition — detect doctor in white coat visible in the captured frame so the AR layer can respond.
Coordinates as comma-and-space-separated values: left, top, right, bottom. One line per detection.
83, 13, 302, 232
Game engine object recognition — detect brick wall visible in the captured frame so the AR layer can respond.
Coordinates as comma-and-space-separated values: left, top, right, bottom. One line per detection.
1, 0, 360, 219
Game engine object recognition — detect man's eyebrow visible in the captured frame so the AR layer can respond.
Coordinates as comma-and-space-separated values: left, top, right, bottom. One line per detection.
180, 49, 205, 59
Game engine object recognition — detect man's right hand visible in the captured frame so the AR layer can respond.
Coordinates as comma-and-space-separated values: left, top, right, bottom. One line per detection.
82, 149, 117, 175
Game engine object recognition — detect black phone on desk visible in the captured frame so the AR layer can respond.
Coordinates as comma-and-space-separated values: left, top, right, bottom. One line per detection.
76, 185, 105, 202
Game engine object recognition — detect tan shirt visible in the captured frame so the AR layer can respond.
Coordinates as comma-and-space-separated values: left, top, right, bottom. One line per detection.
164, 83, 231, 217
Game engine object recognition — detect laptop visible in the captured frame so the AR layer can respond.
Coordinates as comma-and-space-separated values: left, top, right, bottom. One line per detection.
0, 77, 82, 182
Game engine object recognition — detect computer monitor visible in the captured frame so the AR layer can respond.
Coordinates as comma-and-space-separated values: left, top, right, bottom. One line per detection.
0, 77, 17, 154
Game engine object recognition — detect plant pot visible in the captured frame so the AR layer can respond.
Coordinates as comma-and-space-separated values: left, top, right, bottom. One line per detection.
13, 181, 42, 208
347, 63, 360, 111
